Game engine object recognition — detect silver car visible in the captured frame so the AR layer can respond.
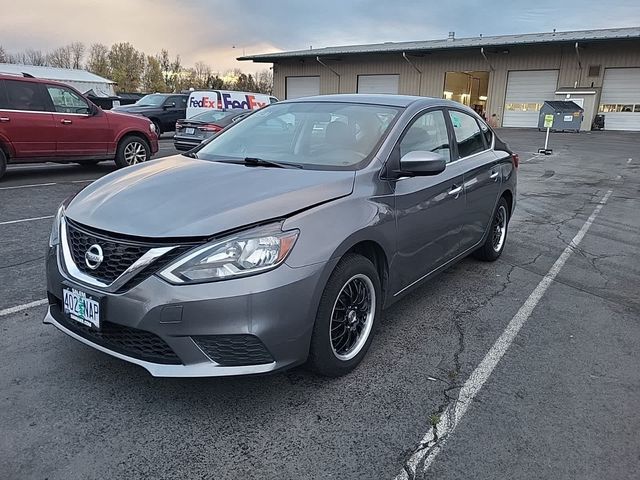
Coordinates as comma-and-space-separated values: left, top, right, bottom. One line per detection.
44, 94, 518, 377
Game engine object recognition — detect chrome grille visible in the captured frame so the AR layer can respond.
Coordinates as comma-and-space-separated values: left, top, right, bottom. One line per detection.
66, 221, 150, 283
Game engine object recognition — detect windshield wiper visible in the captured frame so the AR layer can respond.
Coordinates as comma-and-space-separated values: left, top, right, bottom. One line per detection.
242, 157, 303, 169
183, 151, 198, 159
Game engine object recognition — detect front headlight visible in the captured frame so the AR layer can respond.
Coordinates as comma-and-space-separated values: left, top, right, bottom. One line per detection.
158, 225, 299, 284
149, 122, 156, 133
49, 204, 65, 247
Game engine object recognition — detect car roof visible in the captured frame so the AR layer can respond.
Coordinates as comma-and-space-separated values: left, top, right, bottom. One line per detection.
0, 73, 68, 88
281, 94, 450, 108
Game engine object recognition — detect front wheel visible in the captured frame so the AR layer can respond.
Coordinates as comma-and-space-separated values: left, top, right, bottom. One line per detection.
473, 197, 510, 261
307, 254, 382, 377
115, 136, 151, 168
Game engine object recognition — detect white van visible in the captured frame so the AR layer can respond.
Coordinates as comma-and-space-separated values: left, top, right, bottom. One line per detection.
186, 90, 277, 118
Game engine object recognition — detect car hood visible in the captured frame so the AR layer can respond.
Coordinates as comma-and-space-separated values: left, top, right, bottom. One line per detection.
65, 156, 356, 238
103, 109, 149, 123
111, 104, 157, 113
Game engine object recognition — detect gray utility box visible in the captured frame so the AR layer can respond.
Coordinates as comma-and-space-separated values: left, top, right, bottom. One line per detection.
538, 101, 584, 132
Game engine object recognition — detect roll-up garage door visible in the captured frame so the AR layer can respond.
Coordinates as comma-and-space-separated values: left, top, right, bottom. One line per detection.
357, 75, 400, 94
285, 76, 320, 99
503, 70, 559, 127
599, 68, 640, 131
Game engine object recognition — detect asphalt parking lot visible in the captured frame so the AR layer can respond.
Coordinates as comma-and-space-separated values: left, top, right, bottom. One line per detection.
1, 130, 638, 480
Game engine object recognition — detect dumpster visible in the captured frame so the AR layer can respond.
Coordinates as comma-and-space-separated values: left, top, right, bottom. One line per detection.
538, 101, 584, 132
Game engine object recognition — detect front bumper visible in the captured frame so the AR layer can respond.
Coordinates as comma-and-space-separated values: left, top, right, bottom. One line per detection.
45, 246, 332, 377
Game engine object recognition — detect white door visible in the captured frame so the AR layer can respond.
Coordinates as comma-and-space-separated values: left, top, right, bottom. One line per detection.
357, 75, 400, 94
285, 76, 320, 99
599, 68, 640, 131
503, 70, 559, 127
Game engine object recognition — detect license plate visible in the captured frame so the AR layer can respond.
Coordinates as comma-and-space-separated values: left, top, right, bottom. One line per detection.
185, 127, 195, 135
63, 287, 100, 329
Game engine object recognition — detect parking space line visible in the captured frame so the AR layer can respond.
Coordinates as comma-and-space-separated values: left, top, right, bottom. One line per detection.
0, 182, 57, 190
396, 189, 613, 479
0, 299, 48, 317
523, 153, 542, 162
0, 215, 54, 226
0, 179, 96, 190
628, 158, 633, 164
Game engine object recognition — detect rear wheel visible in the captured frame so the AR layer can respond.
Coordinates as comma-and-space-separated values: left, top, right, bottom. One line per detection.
473, 197, 509, 261
307, 254, 381, 377
0, 149, 6, 180
115, 136, 151, 168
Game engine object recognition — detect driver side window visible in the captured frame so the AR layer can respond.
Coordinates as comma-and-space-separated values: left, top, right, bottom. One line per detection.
46, 85, 90, 114
400, 110, 451, 162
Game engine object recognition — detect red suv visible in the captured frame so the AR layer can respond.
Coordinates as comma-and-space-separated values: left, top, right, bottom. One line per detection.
0, 74, 159, 180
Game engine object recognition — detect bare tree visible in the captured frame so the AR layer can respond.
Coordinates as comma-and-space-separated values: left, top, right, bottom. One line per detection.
48, 45, 72, 68
0, 46, 8, 63
193, 61, 211, 89
13, 48, 48, 66
87, 43, 111, 78
256, 68, 273, 95
69, 42, 85, 69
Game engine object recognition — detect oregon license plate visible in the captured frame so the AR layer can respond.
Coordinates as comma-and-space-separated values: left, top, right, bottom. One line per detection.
185, 127, 195, 135
63, 287, 100, 329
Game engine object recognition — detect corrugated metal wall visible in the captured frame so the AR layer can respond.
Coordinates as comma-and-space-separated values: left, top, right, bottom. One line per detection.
270, 39, 640, 125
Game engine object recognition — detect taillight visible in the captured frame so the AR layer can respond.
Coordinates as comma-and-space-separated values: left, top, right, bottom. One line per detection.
511, 153, 519, 168
198, 124, 223, 132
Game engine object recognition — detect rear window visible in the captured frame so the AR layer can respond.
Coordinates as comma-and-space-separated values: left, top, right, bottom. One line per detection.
3, 79, 50, 112
190, 110, 237, 123
448, 110, 486, 158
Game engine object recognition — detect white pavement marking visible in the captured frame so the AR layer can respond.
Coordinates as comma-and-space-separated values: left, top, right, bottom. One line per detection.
0, 299, 48, 317
523, 153, 542, 162
396, 189, 613, 480
628, 158, 633, 164
0, 179, 95, 190
0, 182, 57, 190
0, 215, 54, 226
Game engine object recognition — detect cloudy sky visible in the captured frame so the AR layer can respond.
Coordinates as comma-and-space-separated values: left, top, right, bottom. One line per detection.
1, 0, 639, 73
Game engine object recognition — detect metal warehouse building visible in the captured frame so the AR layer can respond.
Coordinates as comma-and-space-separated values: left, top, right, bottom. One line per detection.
240, 26, 640, 131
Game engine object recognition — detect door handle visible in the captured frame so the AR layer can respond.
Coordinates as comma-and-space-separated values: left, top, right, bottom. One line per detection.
489, 171, 500, 180
0, 117, 9, 122
61, 119, 72, 125
448, 185, 463, 196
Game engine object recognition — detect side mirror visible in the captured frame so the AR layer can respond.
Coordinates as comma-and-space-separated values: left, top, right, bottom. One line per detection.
398, 150, 446, 177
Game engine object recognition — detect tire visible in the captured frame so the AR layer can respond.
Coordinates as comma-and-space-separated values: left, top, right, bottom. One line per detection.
114, 135, 151, 168
307, 254, 382, 377
152, 120, 161, 136
0, 149, 6, 181
473, 197, 510, 262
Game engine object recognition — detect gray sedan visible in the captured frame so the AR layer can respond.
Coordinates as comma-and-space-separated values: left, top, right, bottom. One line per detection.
44, 94, 517, 377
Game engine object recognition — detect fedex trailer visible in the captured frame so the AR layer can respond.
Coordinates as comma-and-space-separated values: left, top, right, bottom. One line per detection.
186, 90, 277, 118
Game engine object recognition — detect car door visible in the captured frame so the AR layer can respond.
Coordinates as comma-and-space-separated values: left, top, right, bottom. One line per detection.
447, 109, 503, 250
0, 79, 57, 160
393, 108, 467, 290
45, 84, 110, 157
161, 96, 186, 131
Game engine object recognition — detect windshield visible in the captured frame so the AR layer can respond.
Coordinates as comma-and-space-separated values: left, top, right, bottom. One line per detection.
190, 110, 237, 122
135, 94, 167, 107
195, 102, 401, 170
